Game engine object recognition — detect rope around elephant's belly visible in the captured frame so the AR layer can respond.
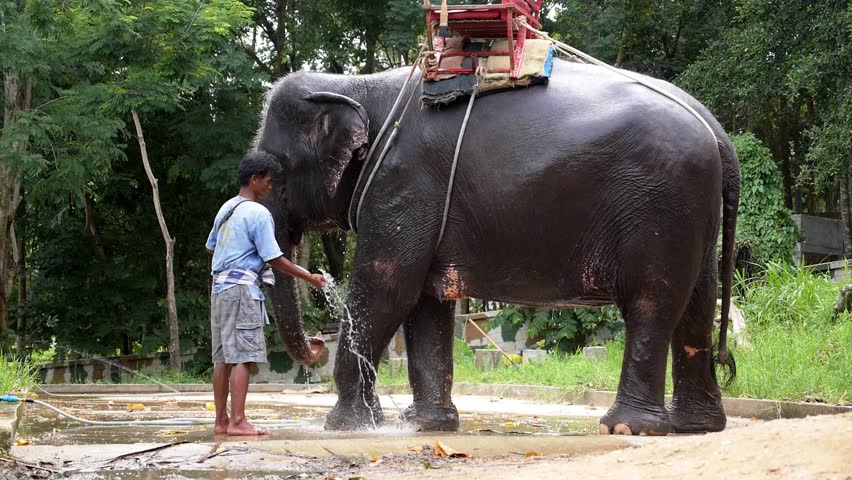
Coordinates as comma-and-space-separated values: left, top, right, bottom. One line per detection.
518, 18, 718, 144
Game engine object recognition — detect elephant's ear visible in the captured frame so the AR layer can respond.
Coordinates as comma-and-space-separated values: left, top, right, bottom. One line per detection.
304, 92, 369, 198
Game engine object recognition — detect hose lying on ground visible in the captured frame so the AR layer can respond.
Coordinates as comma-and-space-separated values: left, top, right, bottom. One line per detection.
0, 395, 305, 427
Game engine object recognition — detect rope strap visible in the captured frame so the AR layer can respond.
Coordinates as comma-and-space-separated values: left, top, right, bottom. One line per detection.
517, 18, 718, 144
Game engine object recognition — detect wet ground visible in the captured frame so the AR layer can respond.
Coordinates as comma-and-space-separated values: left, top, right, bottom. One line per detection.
10, 392, 646, 479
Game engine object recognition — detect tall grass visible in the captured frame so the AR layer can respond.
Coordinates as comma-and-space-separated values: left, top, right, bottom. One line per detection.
0, 354, 38, 394
379, 262, 851, 404
727, 262, 852, 402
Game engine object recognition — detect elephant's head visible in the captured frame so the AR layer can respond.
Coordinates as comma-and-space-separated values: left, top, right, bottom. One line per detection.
255, 75, 369, 365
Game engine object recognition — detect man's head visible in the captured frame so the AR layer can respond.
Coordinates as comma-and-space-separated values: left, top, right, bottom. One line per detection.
239, 151, 282, 199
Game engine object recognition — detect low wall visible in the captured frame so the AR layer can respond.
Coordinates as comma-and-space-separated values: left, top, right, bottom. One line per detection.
37, 333, 339, 384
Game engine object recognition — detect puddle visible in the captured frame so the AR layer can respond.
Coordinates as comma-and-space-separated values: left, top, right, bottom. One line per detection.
18, 397, 599, 447
11, 396, 605, 479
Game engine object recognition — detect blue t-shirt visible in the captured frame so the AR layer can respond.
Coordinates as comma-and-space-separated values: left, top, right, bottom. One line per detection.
206, 196, 283, 299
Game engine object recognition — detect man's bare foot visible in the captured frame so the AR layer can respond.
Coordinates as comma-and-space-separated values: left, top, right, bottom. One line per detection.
214, 416, 230, 434
227, 418, 270, 436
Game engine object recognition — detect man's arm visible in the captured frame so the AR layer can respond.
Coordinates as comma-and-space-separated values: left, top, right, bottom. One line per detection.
267, 255, 326, 289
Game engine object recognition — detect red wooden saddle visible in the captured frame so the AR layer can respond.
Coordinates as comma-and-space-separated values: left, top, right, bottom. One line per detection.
423, 0, 544, 79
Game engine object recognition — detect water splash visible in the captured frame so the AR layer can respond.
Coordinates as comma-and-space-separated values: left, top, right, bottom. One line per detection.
318, 270, 383, 429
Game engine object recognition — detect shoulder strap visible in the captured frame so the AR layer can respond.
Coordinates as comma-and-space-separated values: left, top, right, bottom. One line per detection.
215, 199, 250, 233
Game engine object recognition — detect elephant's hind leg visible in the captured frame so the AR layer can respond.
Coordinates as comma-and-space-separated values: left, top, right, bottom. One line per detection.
400, 295, 460, 431
667, 254, 727, 433
600, 279, 693, 436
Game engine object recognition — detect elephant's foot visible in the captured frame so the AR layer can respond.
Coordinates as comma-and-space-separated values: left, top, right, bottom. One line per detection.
400, 403, 459, 432
667, 395, 726, 433
599, 401, 671, 436
324, 399, 385, 431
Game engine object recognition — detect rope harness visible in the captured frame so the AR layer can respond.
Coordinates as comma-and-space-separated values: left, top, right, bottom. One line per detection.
347, 24, 718, 250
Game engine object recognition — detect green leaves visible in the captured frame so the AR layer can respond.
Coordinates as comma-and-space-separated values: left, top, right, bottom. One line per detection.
732, 133, 799, 264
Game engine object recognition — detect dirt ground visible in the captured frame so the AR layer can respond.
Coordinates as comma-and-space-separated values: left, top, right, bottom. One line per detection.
373, 413, 852, 480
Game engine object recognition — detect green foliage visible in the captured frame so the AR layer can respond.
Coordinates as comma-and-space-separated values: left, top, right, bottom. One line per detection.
736, 262, 844, 329
490, 305, 623, 353
0, 354, 38, 394
731, 133, 799, 264
727, 262, 851, 402
678, 0, 850, 211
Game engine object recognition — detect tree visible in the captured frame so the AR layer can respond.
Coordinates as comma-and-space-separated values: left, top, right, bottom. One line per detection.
679, 0, 850, 218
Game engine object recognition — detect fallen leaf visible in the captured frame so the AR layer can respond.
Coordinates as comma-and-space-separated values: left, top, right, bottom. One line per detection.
504, 422, 516, 427
751, 417, 758, 422
407, 445, 423, 453
26, 392, 39, 399
434, 439, 469, 458
158, 430, 189, 436
15, 438, 30, 446
127, 403, 146, 411
369, 456, 379, 462
205, 402, 215, 411
524, 451, 540, 458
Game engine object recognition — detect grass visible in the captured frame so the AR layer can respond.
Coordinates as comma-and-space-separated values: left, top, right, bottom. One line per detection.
120, 367, 210, 385
379, 263, 852, 405
0, 354, 38, 394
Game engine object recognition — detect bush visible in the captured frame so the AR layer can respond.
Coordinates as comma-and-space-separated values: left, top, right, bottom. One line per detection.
490, 305, 623, 353
731, 133, 799, 265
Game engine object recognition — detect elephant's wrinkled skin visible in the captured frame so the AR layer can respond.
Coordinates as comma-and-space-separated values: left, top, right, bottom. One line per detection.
256, 58, 739, 436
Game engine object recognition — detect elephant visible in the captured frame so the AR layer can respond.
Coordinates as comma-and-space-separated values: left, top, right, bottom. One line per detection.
255, 57, 740, 436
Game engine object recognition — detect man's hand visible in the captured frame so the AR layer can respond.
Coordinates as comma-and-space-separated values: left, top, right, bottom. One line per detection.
305, 273, 326, 290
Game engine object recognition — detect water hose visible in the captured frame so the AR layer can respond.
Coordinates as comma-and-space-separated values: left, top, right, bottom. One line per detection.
0, 395, 306, 428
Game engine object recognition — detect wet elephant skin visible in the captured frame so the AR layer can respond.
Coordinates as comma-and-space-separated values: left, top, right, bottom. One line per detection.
255, 58, 739, 435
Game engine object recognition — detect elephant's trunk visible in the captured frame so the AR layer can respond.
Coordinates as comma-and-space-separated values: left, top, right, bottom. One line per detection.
264, 195, 323, 366
268, 243, 324, 365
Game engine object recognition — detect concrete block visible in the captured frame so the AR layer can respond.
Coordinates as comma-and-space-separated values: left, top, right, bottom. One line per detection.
522, 349, 547, 364
584, 346, 608, 362
389, 357, 408, 375
0, 401, 23, 451
475, 350, 503, 371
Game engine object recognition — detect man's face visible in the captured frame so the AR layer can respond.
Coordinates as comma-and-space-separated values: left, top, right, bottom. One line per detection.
251, 172, 274, 199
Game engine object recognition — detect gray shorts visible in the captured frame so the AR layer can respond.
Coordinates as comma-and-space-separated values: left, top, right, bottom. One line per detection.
210, 285, 267, 364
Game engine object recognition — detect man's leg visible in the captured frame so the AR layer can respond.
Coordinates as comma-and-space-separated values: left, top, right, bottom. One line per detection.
213, 362, 230, 434
227, 362, 269, 435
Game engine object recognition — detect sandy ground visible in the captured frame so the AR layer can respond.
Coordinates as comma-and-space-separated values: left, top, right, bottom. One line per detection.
378, 413, 852, 480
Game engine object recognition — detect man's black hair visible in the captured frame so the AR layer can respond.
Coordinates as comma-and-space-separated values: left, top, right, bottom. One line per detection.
238, 151, 283, 186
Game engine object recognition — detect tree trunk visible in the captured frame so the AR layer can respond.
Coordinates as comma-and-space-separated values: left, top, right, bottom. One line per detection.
132, 110, 180, 372
296, 235, 311, 303
321, 230, 347, 281
614, 26, 628, 68
14, 194, 25, 355
842, 158, 852, 258
1, 70, 31, 332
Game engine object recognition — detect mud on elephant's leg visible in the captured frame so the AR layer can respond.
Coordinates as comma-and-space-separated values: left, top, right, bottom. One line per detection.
400, 295, 459, 431
600, 288, 688, 436
667, 260, 727, 433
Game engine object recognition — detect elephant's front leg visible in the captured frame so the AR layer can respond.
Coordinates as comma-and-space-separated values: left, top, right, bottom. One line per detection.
400, 295, 459, 431
323, 255, 426, 430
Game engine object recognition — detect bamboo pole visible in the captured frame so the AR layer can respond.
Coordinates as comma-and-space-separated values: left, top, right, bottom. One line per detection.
465, 317, 521, 368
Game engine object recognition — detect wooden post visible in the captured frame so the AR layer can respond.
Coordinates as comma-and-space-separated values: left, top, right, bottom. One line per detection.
132, 110, 180, 372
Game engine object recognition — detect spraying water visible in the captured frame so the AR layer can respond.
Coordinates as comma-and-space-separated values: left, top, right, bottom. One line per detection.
317, 268, 388, 428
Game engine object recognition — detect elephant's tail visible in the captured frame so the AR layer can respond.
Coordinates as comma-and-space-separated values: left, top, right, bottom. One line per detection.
714, 137, 740, 388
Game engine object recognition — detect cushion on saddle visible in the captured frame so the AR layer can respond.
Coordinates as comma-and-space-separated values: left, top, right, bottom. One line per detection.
422, 38, 554, 107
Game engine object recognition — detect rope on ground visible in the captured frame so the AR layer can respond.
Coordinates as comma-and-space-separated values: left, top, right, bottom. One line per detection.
517, 18, 718, 144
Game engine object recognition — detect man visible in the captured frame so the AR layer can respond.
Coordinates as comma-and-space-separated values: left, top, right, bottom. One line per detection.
206, 151, 326, 435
